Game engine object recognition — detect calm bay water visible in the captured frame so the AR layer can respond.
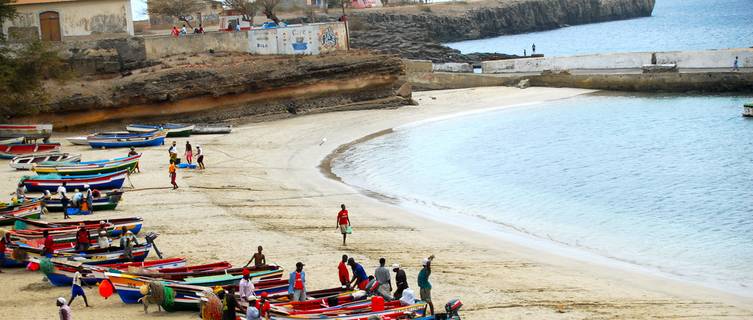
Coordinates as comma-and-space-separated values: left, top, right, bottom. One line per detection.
446, 0, 753, 56
332, 94, 753, 294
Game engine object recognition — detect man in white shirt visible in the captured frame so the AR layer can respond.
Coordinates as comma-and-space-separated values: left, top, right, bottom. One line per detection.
57, 297, 72, 320
57, 182, 70, 219
238, 268, 256, 306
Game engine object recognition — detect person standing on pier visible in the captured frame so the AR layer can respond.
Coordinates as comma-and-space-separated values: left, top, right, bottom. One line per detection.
336, 204, 351, 246
169, 160, 178, 189
523, 49, 526, 56
532, 43, 536, 54
733, 56, 740, 71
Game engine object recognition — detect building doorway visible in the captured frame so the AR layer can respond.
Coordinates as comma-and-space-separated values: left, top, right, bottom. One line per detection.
39, 11, 61, 41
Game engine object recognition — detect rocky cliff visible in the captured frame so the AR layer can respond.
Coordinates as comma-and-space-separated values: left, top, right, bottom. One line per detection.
342, 0, 656, 62
8, 52, 411, 128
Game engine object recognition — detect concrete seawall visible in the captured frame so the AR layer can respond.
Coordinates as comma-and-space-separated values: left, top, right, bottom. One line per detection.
483, 48, 753, 73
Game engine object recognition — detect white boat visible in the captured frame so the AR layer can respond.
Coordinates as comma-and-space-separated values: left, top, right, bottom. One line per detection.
10, 153, 81, 170
192, 124, 233, 134
126, 124, 194, 137
0, 137, 25, 145
66, 136, 90, 145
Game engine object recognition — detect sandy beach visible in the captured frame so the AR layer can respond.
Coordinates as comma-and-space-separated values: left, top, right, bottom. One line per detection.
1, 86, 752, 319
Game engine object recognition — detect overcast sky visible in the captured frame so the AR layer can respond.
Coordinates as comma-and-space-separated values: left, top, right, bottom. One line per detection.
132, 0, 148, 21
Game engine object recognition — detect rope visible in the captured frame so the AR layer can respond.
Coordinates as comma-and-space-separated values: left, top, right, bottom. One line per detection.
200, 291, 223, 320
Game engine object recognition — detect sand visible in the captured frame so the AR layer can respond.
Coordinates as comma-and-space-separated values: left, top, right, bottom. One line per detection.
1, 86, 752, 319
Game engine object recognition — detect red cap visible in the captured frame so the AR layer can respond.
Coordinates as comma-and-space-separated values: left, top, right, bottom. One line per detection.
261, 292, 268, 298
242, 268, 250, 276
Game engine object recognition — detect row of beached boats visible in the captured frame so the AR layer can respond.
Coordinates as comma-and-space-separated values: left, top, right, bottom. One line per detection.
0, 123, 457, 319
67, 123, 232, 147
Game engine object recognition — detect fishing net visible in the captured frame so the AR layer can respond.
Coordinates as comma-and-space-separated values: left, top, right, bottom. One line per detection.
200, 291, 223, 320
39, 258, 54, 275
162, 285, 175, 308
145, 281, 176, 310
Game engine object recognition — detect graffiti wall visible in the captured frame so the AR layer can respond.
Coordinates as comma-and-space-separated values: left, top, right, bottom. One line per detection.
248, 22, 347, 55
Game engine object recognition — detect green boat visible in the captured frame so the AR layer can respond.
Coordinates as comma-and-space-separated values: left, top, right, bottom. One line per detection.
33, 154, 140, 176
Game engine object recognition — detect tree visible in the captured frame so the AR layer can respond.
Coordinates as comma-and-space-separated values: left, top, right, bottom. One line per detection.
223, 0, 257, 23
0, 0, 17, 41
0, 41, 70, 114
147, 0, 206, 29
257, 0, 280, 25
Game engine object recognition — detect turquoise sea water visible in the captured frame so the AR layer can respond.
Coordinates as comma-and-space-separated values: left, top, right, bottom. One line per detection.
332, 94, 753, 295
446, 0, 753, 56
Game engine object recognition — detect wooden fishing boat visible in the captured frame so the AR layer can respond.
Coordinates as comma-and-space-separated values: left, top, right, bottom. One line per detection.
65, 136, 90, 145
0, 137, 24, 145
0, 124, 53, 140
43, 189, 123, 212
21, 169, 128, 192
124, 264, 283, 283
265, 302, 428, 320
193, 124, 233, 134
107, 267, 286, 308
8, 243, 152, 269
10, 153, 81, 170
0, 143, 61, 159
33, 154, 140, 176
88, 130, 167, 148
127, 124, 194, 137
13, 216, 143, 236
10, 221, 120, 250
43, 257, 188, 286
0, 203, 43, 226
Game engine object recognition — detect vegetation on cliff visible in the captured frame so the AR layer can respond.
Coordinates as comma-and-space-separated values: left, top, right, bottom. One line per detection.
0, 1, 70, 115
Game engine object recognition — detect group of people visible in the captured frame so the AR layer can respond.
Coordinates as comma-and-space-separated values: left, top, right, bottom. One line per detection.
54, 182, 96, 219
170, 24, 205, 37
167, 140, 205, 189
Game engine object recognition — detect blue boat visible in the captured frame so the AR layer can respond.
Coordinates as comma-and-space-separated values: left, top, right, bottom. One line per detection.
88, 130, 167, 149
21, 170, 128, 192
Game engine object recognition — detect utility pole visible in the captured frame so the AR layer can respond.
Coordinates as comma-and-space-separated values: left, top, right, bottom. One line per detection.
341, 0, 350, 50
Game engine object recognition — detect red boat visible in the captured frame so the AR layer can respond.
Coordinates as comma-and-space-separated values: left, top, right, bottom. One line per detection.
155, 261, 233, 273
0, 143, 61, 159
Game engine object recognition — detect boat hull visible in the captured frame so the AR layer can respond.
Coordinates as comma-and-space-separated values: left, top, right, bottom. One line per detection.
88, 131, 167, 149
33, 154, 140, 176
10, 153, 81, 170
126, 124, 194, 137
21, 170, 128, 192
0, 143, 61, 159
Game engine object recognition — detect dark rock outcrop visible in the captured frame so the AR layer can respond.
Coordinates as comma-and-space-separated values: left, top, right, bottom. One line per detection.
341, 0, 656, 63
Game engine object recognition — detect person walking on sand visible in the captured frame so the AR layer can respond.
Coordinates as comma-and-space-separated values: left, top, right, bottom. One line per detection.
185, 141, 193, 164
128, 147, 140, 173
336, 204, 351, 245
239, 268, 256, 306
169, 160, 178, 189
374, 257, 392, 299
57, 182, 70, 219
392, 263, 408, 300
171, 26, 179, 37
338, 254, 350, 288
57, 297, 72, 320
244, 245, 266, 268
348, 258, 369, 290
733, 56, 740, 71
417, 255, 435, 315
69, 270, 90, 307
288, 262, 306, 302
196, 145, 205, 170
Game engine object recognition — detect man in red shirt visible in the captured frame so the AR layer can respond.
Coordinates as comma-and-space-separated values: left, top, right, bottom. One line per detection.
75, 223, 90, 252
42, 230, 54, 258
338, 254, 350, 288
336, 204, 351, 246
256, 292, 271, 319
